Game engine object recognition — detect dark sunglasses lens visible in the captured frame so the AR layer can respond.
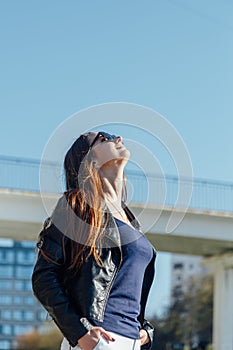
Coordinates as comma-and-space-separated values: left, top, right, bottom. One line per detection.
100, 132, 117, 141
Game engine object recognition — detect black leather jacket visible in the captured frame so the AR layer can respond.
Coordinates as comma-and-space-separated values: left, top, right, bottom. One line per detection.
32, 202, 156, 349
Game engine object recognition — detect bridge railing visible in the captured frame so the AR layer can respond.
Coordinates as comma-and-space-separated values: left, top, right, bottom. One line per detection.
0, 155, 233, 213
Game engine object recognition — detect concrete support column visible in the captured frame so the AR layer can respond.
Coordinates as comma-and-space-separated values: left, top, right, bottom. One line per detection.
205, 253, 233, 350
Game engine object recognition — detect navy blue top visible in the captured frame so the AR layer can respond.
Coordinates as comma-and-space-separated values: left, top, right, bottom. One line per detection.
93, 218, 154, 339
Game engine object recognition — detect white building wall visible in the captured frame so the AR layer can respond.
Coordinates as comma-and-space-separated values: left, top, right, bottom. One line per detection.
171, 253, 208, 300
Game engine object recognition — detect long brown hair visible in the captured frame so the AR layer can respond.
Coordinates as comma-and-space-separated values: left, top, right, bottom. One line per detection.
40, 133, 127, 272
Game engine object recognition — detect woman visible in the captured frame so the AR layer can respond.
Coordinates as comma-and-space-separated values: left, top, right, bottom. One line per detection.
32, 131, 156, 350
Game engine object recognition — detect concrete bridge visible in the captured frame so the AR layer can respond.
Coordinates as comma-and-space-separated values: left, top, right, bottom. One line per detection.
0, 156, 233, 349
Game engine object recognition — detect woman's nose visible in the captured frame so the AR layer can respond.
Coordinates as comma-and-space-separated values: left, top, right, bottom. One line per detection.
116, 135, 123, 143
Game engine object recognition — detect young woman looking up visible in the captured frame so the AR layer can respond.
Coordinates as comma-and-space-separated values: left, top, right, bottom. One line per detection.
32, 131, 156, 350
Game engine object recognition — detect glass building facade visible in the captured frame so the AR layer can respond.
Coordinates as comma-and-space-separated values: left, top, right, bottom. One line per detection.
0, 238, 47, 350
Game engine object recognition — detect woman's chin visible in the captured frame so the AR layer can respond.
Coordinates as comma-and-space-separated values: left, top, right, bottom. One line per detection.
120, 148, 130, 160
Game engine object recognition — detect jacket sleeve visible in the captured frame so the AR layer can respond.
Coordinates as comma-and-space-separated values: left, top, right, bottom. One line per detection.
141, 319, 155, 350
32, 223, 88, 347
139, 250, 156, 350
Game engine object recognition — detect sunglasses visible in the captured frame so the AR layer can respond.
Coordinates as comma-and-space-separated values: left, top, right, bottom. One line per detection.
89, 131, 118, 149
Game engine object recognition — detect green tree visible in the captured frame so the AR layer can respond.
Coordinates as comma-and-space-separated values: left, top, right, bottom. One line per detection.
151, 275, 213, 350
15, 323, 63, 350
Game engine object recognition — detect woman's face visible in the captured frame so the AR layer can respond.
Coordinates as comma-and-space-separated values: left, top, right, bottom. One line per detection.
87, 132, 130, 169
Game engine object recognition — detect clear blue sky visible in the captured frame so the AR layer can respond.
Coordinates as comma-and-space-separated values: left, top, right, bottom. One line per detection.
1, 0, 233, 182
0, 0, 232, 316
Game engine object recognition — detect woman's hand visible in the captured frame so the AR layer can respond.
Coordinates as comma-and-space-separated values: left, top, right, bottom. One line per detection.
78, 326, 115, 350
139, 329, 150, 346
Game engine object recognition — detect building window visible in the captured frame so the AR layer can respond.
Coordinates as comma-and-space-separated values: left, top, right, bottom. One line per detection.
13, 325, 32, 336
173, 263, 184, 270
0, 324, 12, 336
13, 310, 23, 321
20, 241, 36, 249
0, 280, 12, 290
14, 280, 24, 291
1, 310, 11, 320
0, 295, 12, 305
0, 266, 14, 278
16, 250, 35, 264
37, 309, 47, 321
0, 250, 14, 264
13, 296, 23, 305
15, 266, 33, 279
0, 340, 11, 350
25, 280, 32, 291
24, 296, 34, 306
24, 311, 34, 321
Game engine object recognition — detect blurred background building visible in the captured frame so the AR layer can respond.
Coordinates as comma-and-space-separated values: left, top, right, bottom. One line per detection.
0, 239, 46, 350
171, 254, 207, 303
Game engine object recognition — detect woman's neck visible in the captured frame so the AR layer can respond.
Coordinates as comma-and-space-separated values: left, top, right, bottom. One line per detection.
101, 175, 123, 204
100, 167, 133, 226
100, 162, 125, 204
